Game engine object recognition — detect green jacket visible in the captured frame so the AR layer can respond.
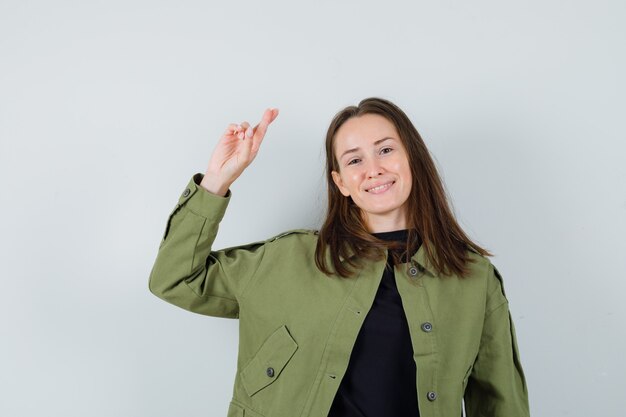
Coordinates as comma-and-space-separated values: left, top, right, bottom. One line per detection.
148, 173, 530, 417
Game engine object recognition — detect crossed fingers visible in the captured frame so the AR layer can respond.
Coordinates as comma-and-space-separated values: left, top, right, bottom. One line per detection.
227, 108, 278, 142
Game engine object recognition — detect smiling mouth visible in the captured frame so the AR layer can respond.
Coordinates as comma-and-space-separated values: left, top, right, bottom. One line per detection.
365, 181, 395, 194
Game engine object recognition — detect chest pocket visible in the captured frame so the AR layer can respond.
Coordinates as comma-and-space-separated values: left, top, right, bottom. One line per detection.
241, 325, 299, 397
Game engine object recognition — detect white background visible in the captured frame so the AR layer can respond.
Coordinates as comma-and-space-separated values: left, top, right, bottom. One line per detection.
1, 0, 625, 416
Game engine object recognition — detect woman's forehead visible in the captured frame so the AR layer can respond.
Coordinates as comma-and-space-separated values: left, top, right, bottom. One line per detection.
334, 114, 400, 152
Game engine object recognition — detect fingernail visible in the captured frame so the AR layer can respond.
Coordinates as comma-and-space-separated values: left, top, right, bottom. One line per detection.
246, 127, 253, 137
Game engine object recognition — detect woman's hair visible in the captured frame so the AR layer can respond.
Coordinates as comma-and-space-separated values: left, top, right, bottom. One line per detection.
315, 97, 492, 278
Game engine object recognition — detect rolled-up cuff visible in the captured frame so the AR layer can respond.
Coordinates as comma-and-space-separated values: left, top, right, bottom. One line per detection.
176, 172, 231, 221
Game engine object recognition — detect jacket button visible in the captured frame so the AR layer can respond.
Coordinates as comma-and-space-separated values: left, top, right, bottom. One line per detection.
182, 188, 191, 197
421, 322, 433, 332
427, 391, 437, 401
266, 367, 275, 378
408, 266, 419, 276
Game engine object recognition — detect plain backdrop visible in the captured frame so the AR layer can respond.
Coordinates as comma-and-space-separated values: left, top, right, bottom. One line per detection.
1, 0, 625, 416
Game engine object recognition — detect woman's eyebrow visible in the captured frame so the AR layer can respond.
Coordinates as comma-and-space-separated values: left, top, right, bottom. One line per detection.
340, 137, 394, 159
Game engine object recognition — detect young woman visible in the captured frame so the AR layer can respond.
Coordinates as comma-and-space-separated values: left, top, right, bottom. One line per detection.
149, 97, 530, 417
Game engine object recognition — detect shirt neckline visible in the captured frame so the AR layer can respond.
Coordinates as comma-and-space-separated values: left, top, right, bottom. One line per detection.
371, 229, 410, 242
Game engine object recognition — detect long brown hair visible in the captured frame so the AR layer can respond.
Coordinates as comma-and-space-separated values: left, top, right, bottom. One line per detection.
314, 97, 492, 278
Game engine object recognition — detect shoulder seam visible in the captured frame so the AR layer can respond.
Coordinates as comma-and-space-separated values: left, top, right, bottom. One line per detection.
268, 229, 318, 242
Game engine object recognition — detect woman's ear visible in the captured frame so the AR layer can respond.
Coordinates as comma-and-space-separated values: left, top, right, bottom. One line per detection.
331, 170, 350, 197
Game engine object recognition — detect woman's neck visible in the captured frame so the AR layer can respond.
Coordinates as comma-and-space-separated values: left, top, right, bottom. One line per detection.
363, 211, 408, 233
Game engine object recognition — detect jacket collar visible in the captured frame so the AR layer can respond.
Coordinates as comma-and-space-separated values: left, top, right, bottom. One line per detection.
411, 244, 438, 277
338, 242, 438, 277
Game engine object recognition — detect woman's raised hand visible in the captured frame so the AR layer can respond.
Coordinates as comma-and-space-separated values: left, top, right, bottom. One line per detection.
200, 108, 279, 196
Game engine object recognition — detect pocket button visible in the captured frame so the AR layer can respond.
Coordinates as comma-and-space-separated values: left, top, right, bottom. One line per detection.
266, 367, 275, 378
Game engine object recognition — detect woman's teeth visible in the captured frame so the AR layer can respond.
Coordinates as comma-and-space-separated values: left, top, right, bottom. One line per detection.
367, 182, 394, 193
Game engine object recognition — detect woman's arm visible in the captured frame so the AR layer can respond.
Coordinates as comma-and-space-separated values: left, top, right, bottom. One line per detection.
148, 108, 279, 318
464, 263, 531, 417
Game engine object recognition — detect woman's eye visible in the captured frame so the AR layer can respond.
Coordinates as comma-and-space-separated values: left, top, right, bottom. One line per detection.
380, 147, 393, 155
348, 158, 361, 165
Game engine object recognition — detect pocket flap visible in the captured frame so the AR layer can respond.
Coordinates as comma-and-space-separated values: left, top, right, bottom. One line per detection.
241, 325, 298, 397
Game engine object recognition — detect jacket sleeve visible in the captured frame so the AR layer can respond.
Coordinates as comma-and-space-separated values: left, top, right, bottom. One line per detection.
148, 173, 266, 319
464, 263, 530, 417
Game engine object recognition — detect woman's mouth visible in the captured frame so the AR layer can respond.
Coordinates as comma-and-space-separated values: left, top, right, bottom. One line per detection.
365, 181, 395, 194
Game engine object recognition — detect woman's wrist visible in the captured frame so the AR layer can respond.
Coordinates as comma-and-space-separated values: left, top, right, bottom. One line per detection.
199, 173, 230, 197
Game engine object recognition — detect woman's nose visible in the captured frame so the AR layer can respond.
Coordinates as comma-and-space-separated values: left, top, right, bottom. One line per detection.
365, 159, 384, 178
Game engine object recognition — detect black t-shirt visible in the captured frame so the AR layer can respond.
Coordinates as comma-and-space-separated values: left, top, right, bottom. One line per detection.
327, 229, 421, 417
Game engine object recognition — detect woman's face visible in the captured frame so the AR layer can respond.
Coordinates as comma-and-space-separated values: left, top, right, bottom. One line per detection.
331, 113, 412, 232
